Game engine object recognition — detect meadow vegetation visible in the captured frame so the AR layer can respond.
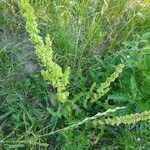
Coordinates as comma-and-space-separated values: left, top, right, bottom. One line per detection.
0, 0, 150, 149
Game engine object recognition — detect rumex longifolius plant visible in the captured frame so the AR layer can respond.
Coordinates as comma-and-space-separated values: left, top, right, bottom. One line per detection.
91, 64, 125, 103
96, 110, 150, 126
18, 0, 70, 102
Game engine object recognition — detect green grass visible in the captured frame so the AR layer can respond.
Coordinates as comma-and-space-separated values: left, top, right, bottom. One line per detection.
0, 0, 150, 149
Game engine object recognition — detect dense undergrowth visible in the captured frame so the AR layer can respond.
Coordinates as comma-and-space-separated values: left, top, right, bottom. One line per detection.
0, 0, 150, 149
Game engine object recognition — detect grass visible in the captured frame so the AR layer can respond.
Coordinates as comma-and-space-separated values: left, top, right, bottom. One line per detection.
0, 0, 150, 149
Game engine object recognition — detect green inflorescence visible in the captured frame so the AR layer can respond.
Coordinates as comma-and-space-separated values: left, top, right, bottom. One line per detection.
19, 0, 70, 102
91, 64, 125, 103
104, 110, 150, 126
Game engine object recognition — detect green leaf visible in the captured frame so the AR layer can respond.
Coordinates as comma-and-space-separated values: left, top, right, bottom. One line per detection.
141, 78, 150, 96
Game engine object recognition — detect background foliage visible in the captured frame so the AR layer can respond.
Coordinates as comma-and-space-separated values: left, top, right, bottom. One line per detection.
0, 0, 150, 149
